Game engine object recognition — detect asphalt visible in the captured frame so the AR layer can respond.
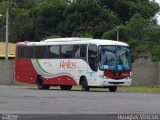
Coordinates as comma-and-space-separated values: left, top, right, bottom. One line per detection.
0, 87, 160, 114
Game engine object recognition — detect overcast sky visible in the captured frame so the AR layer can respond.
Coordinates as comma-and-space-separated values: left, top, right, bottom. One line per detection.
154, 0, 160, 24
155, 0, 160, 5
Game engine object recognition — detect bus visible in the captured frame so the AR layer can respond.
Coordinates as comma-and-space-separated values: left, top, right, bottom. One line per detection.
15, 38, 132, 92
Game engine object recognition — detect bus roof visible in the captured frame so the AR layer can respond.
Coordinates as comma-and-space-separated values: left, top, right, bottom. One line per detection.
43, 37, 93, 42
16, 38, 129, 47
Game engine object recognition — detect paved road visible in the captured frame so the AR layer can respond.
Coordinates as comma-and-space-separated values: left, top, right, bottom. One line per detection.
0, 87, 160, 114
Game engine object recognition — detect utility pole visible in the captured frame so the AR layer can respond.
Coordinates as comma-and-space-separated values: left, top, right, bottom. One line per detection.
5, 8, 9, 61
116, 26, 120, 41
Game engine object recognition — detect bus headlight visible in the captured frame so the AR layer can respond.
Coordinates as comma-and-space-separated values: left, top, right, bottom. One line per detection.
99, 75, 109, 79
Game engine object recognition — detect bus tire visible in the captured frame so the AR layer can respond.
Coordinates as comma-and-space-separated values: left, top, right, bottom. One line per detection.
37, 76, 50, 90
60, 85, 72, 90
81, 77, 90, 91
108, 86, 117, 92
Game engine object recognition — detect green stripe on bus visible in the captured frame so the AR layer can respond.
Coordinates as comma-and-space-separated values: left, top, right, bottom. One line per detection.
35, 59, 51, 75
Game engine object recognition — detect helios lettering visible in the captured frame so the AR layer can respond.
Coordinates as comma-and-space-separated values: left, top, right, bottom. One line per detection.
59, 60, 76, 69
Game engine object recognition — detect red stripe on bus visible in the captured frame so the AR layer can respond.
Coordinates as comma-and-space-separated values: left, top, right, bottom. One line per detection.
44, 75, 78, 85
15, 60, 78, 85
15, 60, 38, 84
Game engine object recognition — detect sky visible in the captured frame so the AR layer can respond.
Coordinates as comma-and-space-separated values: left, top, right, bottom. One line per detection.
155, 0, 160, 5
154, 0, 160, 24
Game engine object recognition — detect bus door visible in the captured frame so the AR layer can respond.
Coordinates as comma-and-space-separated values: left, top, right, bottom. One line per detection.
87, 44, 98, 85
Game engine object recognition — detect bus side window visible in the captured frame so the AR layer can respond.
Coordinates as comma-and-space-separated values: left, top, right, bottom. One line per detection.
17, 47, 24, 59
61, 45, 73, 58
88, 44, 98, 71
35, 46, 46, 59
73, 45, 80, 58
47, 46, 60, 58
23, 46, 34, 59
80, 45, 87, 58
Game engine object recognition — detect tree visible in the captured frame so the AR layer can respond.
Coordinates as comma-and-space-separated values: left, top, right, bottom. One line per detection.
98, 0, 160, 23
0, 0, 159, 61
102, 13, 160, 61
58, 0, 119, 37
0, 0, 38, 42
72, 18, 108, 38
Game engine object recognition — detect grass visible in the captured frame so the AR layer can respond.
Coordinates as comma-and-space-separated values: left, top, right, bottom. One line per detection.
118, 85, 160, 92
0, 81, 36, 88
1, 82, 160, 92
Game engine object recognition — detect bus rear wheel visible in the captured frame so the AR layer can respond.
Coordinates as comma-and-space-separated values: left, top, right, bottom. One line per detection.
108, 86, 117, 92
60, 85, 72, 90
81, 78, 90, 91
37, 76, 50, 90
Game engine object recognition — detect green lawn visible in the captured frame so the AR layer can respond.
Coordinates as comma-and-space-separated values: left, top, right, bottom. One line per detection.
1, 82, 160, 92
118, 85, 160, 92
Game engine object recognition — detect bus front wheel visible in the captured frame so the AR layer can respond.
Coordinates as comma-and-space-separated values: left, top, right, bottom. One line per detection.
37, 76, 50, 90
60, 85, 72, 90
108, 86, 117, 92
81, 78, 90, 91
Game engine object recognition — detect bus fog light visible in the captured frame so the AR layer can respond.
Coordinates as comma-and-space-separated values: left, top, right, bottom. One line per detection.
125, 77, 131, 79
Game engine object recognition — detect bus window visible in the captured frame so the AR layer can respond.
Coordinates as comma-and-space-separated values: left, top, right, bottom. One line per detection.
17, 47, 24, 58
61, 45, 73, 58
47, 46, 60, 58
73, 45, 87, 59
35, 46, 46, 59
88, 44, 98, 71
73, 45, 80, 58
24, 46, 34, 59
80, 45, 87, 58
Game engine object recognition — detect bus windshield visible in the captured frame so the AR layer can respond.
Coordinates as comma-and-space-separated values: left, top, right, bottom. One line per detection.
99, 45, 131, 71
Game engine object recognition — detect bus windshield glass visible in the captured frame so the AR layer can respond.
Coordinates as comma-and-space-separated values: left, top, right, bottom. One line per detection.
99, 45, 131, 71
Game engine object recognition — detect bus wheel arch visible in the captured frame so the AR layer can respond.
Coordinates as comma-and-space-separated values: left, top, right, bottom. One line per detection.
79, 76, 90, 91
37, 75, 50, 90
36, 75, 41, 84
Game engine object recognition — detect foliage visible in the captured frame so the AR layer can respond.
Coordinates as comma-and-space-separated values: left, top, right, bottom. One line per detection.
80, 32, 93, 38
98, 0, 159, 23
102, 13, 160, 61
0, 0, 160, 61
58, 0, 119, 38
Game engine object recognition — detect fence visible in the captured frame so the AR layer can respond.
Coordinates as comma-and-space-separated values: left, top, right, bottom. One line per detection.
0, 60, 160, 85
132, 62, 160, 85
0, 60, 14, 84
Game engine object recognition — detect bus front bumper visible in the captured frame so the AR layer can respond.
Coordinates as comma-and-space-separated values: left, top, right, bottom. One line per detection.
97, 78, 131, 87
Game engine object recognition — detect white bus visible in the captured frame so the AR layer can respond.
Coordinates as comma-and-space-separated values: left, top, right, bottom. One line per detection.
15, 38, 132, 92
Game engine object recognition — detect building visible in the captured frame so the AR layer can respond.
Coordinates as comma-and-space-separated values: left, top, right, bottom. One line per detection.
0, 42, 16, 58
